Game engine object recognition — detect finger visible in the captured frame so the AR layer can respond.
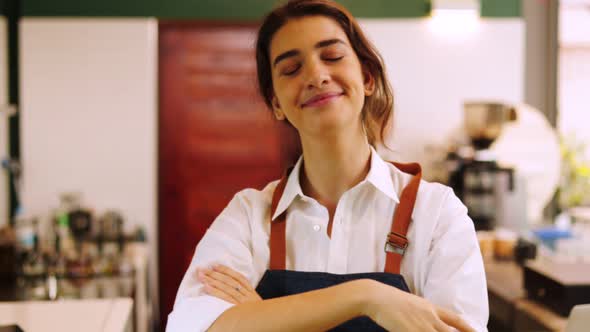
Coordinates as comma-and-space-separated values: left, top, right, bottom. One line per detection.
434, 319, 453, 332
203, 274, 243, 302
248, 290, 263, 301
240, 287, 263, 301
213, 265, 254, 291
437, 307, 475, 332
206, 269, 261, 302
205, 269, 243, 291
200, 267, 261, 302
202, 283, 237, 304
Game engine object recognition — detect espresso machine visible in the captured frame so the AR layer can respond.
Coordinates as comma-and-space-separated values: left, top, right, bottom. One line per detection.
447, 102, 523, 230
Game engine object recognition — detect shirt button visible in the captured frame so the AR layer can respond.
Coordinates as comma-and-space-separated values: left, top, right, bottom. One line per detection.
313, 225, 321, 232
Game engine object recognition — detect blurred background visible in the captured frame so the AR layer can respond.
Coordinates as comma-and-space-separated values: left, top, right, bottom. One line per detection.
1, 1, 590, 331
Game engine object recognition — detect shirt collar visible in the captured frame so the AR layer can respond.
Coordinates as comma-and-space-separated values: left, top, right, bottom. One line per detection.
365, 146, 400, 204
271, 146, 400, 221
271, 156, 305, 221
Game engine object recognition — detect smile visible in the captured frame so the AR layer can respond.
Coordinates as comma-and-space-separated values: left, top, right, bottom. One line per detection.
301, 92, 344, 108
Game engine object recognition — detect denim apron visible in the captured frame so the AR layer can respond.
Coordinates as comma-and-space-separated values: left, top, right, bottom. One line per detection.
255, 162, 422, 331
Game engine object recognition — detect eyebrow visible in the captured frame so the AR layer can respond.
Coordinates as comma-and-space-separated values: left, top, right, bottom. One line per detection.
272, 38, 346, 67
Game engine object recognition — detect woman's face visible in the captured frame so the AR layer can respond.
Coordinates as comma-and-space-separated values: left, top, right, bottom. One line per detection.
269, 15, 374, 140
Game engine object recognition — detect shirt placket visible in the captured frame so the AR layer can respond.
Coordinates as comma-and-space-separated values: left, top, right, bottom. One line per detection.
326, 194, 349, 274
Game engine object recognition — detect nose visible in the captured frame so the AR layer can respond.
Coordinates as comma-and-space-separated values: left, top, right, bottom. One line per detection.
304, 59, 330, 89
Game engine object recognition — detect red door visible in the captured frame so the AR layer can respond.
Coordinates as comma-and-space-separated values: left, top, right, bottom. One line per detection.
158, 22, 299, 329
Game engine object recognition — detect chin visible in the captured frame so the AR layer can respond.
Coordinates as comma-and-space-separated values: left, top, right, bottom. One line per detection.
307, 115, 359, 137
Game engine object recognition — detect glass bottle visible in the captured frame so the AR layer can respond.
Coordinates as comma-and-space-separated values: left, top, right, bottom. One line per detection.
22, 234, 47, 300
56, 211, 74, 257
99, 242, 121, 298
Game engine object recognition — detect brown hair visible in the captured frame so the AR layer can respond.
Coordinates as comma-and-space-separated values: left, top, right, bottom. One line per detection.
255, 0, 394, 147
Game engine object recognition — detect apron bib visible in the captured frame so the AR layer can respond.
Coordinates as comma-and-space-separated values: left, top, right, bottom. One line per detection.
255, 162, 422, 331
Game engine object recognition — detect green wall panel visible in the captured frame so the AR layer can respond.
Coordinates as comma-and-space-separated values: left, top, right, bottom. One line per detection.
23, 0, 269, 20
481, 0, 521, 17
0, 0, 6, 16
22, 0, 520, 19
338, 0, 429, 18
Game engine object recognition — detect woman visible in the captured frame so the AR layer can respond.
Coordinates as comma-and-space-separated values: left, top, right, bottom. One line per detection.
167, 0, 488, 331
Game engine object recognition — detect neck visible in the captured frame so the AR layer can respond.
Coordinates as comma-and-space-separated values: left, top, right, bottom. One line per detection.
299, 125, 372, 210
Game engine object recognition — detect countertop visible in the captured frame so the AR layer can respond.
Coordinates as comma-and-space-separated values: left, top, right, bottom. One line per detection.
486, 260, 568, 332
0, 298, 132, 332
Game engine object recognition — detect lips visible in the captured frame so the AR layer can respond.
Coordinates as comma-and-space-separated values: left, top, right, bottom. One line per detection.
301, 92, 344, 108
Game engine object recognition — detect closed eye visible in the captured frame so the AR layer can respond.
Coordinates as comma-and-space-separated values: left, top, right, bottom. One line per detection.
281, 55, 343, 76
282, 65, 301, 76
324, 56, 344, 62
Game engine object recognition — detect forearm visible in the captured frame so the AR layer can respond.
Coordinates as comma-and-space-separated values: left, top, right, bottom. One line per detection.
207, 279, 376, 332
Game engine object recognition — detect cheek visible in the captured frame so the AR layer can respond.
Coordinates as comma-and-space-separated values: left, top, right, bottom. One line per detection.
338, 62, 365, 92
274, 80, 298, 104
345, 70, 368, 110
345, 73, 366, 100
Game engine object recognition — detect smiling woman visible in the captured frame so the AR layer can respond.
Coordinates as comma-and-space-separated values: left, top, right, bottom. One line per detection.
266, 16, 373, 145
166, 1, 488, 332
256, 1, 393, 147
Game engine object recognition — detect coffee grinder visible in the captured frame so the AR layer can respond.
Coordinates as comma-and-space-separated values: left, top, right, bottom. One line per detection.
447, 102, 519, 230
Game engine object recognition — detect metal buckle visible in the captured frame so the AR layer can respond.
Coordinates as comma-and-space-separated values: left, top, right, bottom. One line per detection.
384, 232, 408, 255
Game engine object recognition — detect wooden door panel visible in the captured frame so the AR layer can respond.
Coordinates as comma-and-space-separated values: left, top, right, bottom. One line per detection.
185, 112, 275, 136
185, 53, 256, 74
184, 167, 282, 188
158, 22, 299, 330
186, 137, 280, 162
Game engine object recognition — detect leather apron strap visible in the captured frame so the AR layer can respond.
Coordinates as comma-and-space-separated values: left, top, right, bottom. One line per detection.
384, 162, 421, 274
269, 162, 422, 273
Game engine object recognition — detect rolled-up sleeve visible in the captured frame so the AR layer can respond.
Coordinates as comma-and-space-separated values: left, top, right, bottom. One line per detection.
166, 191, 257, 332
423, 188, 489, 332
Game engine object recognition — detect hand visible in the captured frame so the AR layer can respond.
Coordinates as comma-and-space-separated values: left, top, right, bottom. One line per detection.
197, 264, 262, 304
364, 280, 475, 332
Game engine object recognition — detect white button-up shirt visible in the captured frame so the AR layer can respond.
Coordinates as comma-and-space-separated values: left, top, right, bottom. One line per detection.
167, 148, 489, 332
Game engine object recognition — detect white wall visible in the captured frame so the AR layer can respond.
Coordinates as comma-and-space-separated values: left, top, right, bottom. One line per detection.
559, 4, 590, 160
560, 2, 590, 47
0, 17, 8, 226
20, 18, 158, 327
360, 18, 524, 172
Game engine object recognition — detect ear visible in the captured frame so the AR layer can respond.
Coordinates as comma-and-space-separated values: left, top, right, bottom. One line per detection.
271, 96, 286, 121
362, 67, 376, 96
